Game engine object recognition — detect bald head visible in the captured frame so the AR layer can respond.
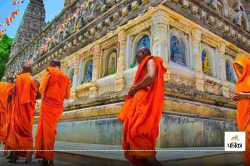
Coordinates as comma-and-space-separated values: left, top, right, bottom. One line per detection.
6, 77, 14, 83
50, 59, 61, 68
136, 47, 151, 64
21, 65, 32, 74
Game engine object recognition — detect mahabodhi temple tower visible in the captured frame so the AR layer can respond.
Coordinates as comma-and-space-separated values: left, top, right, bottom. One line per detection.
4, 0, 250, 164
9, 0, 45, 71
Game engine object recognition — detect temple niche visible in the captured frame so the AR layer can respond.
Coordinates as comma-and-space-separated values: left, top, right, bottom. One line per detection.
225, 60, 235, 83
106, 49, 117, 75
67, 67, 74, 84
201, 50, 211, 75
83, 59, 93, 83
133, 35, 150, 64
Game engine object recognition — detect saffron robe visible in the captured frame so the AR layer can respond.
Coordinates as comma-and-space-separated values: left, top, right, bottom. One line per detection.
233, 56, 250, 166
118, 56, 166, 166
0, 82, 12, 142
6, 73, 38, 151
35, 67, 71, 160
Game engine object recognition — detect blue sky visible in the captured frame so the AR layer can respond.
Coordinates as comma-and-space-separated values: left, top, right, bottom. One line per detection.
0, 0, 64, 38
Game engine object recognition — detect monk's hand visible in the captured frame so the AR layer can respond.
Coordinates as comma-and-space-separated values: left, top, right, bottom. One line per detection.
128, 85, 138, 97
231, 93, 248, 101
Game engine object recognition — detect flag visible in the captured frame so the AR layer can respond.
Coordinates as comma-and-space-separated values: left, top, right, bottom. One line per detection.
0, 23, 9, 26
59, 24, 66, 30
11, 9, 19, 17
5, 17, 14, 24
13, 1, 24, 5
0, 29, 6, 35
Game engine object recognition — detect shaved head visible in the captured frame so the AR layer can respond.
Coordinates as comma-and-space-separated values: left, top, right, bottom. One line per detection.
21, 65, 32, 74
136, 47, 152, 64
6, 77, 14, 83
50, 59, 61, 68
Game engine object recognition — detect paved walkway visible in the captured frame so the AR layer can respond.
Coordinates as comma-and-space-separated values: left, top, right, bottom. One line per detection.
0, 156, 79, 166
53, 141, 240, 161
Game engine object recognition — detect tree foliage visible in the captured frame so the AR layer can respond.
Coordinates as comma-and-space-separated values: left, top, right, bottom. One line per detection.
0, 34, 13, 81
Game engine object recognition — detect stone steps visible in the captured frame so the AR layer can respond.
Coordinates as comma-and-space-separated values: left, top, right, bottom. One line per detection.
52, 142, 243, 166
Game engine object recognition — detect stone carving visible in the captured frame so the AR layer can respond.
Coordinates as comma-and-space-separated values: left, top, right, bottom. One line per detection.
63, 27, 70, 40
108, 52, 117, 74
207, 0, 217, 9
235, 11, 243, 27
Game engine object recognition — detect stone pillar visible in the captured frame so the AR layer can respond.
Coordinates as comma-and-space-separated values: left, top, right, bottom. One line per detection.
218, 43, 229, 98
115, 29, 127, 92
192, 28, 204, 92
152, 10, 169, 67
89, 44, 101, 98
71, 63, 80, 100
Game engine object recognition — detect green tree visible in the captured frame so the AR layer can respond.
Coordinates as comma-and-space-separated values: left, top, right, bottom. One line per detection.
0, 34, 13, 81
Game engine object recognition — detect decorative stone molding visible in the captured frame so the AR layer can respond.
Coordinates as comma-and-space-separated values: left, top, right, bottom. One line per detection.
122, 7, 128, 17
131, 1, 139, 11
182, 0, 189, 9
142, 0, 149, 5
209, 16, 216, 25
191, 5, 198, 15
200, 10, 207, 20
113, 12, 119, 22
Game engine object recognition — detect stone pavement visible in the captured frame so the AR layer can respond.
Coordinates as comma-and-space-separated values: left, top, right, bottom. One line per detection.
0, 142, 245, 165
0, 156, 80, 166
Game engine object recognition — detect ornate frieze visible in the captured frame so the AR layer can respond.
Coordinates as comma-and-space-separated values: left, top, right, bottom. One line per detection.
169, 18, 191, 34
201, 35, 219, 47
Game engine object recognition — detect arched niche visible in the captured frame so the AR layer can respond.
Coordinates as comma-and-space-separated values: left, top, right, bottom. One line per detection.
225, 58, 236, 83
104, 47, 118, 76
201, 44, 216, 77
66, 67, 74, 84
169, 29, 190, 68
131, 32, 151, 65
83, 58, 93, 83
217, 0, 229, 16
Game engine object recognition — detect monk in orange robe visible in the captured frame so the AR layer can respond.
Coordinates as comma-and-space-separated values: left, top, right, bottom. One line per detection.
232, 56, 250, 166
0, 77, 14, 143
118, 47, 166, 166
7, 65, 40, 163
35, 59, 71, 166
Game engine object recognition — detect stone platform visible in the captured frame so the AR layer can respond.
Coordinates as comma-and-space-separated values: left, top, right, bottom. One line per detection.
52, 142, 243, 166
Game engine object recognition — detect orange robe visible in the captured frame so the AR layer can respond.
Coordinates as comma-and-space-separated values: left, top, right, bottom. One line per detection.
233, 57, 250, 166
0, 82, 12, 142
6, 73, 38, 152
35, 67, 71, 160
118, 56, 166, 166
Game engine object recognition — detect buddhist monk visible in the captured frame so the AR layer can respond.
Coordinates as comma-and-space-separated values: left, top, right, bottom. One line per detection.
35, 59, 71, 166
232, 56, 250, 166
0, 77, 14, 158
7, 64, 40, 163
0, 77, 14, 143
118, 47, 167, 166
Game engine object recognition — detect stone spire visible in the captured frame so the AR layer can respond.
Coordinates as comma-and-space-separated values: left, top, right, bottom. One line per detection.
10, 0, 45, 58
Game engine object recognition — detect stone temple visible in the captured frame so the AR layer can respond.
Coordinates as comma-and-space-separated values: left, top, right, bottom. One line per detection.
4, 0, 250, 164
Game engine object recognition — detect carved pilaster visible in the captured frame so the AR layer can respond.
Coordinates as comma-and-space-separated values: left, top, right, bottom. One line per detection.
218, 43, 229, 98
115, 29, 127, 92
192, 28, 204, 92
152, 10, 169, 67
90, 44, 101, 98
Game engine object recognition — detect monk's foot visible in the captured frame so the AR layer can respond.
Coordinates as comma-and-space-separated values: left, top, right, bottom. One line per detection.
146, 156, 162, 166
6, 154, 12, 159
38, 159, 48, 166
48, 160, 54, 166
4, 151, 9, 156
8, 159, 16, 163
25, 151, 33, 163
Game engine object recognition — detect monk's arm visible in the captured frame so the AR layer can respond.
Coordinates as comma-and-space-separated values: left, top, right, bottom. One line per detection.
39, 71, 51, 95
65, 80, 72, 100
134, 59, 156, 90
